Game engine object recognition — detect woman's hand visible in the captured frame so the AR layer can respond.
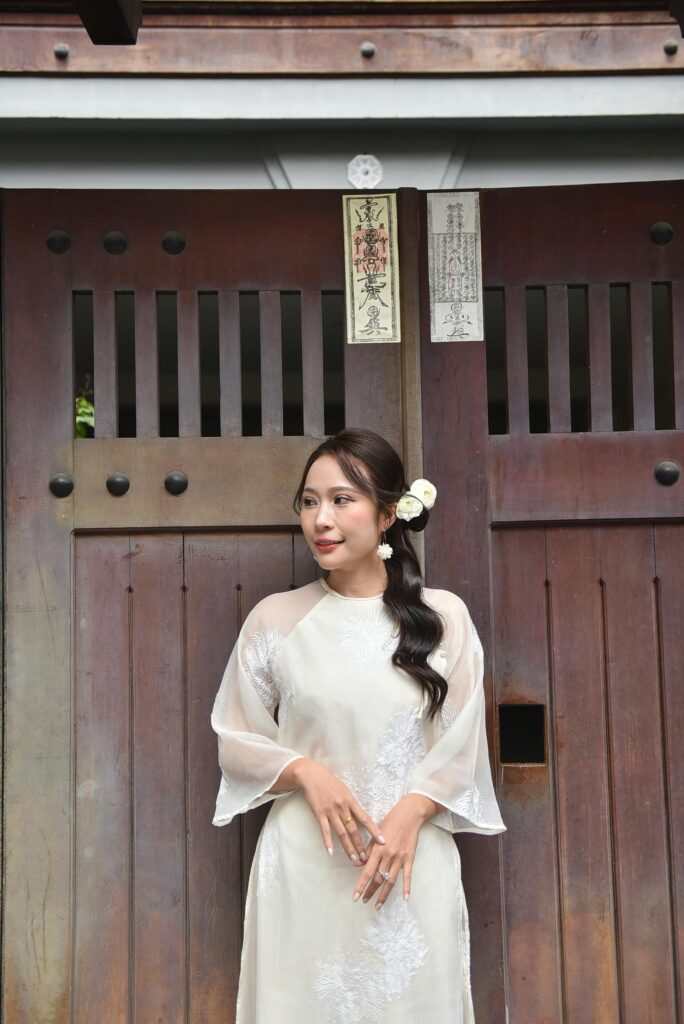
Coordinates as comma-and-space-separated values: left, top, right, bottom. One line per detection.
292, 758, 387, 865
351, 793, 440, 909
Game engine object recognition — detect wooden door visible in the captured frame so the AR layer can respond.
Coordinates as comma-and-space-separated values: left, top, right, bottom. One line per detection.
0, 188, 422, 1022
422, 180, 684, 1023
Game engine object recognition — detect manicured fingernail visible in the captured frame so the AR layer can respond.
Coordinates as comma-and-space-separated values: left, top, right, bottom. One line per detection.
351, 854, 359, 863
360, 852, 367, 862
404, 893, 409, 901
327, 846, 334, 856
376, 903, 383, 911
353, 892, 360, 902
377, 835, 386, 843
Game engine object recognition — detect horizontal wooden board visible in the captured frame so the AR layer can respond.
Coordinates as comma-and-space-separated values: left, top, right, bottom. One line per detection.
0, 21, 681, 75
489, 431, 684, 522
73, 436, 325, 528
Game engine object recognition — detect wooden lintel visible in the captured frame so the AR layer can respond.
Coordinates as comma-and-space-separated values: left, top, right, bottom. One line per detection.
670, 1, 684, 34
74, 0, 142, 44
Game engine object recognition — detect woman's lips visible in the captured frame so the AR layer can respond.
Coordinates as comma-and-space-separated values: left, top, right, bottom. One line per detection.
315, 540, 343, 548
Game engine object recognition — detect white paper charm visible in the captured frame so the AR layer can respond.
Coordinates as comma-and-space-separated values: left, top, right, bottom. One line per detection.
427, 191, 484, 343
342, 192, 401, 345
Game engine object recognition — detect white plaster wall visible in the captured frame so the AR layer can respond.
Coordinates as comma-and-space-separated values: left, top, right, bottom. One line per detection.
0, 125, 682, 189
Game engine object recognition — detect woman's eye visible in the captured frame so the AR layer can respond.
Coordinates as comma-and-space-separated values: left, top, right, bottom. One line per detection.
335, 496, 352, 503
301, 498, 316, 507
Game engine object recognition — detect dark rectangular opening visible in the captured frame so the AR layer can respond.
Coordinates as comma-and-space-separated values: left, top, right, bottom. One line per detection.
73, 291, 94, 438
499, 703, 546, 764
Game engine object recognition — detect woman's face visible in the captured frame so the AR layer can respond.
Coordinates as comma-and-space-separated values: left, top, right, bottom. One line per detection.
299, 453, 392, 572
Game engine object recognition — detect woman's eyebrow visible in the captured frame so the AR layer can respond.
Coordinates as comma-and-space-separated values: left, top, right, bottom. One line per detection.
302, 485, 359, 494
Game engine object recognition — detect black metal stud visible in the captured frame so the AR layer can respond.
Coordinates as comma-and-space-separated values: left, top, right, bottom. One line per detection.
360, 41, 376, 58
53, 43, 70, 60
103, 231, 128, 256
664, 39, 679, 56
654, 460, 680, 486
164, 470, 188, 495
106, 472, 131, 496
46, 229, 71, 255
162, 231, 186, 255
650, 221, 675, 246
49, 472, 74, 497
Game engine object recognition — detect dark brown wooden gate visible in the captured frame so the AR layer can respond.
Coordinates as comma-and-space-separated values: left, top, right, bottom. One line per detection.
421, 180, 684, 1023
0, 188, 422, 1022
2, 182, 682, 1023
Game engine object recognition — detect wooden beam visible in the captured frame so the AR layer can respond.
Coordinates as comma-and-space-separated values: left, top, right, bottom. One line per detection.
74, 0, 142, 45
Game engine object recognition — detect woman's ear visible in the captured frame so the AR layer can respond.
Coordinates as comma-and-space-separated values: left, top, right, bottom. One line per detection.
384, 503, 397, 531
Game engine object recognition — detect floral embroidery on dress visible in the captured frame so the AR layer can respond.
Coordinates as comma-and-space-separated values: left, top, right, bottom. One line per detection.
313, 887, 429, 1023
256, 815, 280, 896
337, 608, 398, 670
451, 782, 485, 822
340, 707, 426, 831
243, 628, 285, 714
438, 694, 460, 734
470, 617, 484, 661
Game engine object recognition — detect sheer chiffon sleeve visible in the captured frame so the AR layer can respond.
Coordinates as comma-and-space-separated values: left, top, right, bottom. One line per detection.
406, 592, 507, 836
210, 597, 307, 827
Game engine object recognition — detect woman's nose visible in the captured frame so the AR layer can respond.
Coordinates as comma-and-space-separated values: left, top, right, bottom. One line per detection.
314, 502, 333, 527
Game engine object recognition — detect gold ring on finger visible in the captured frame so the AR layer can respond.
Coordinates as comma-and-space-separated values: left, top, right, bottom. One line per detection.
342, 815, 353, 825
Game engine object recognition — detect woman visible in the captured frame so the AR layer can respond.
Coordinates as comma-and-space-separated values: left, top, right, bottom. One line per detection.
211, 427, 506, 1023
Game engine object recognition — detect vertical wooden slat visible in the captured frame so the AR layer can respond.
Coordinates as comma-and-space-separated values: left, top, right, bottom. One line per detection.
546, 285, 571, 433
134, 288, 159, 438
587, 283, 613, 431
601, 525, 676, 1020
628, 281, 655, 431
504, 285, 529, 435
421, 192, 506, 1021
655, 525, 684, 1021
218, 290, 242, 436
236, 533, 300, 896
546, 527, 620, 1021
131, 535, 186, 1022
300, 289, 325, 437
671, 280, 684, 430
73, 534, 131, 1022
3, 191, 75, 1021
177, 290, 201, 436
93, 289, 118, 438
184, 535, 242, 1020
259, 290, 283, 436
493, 528, 563, 1024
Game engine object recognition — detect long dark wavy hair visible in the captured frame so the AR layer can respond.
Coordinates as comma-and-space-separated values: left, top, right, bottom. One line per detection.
292, 427, 448, 721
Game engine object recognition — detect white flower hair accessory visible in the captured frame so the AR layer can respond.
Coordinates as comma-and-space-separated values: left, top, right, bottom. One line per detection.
396, 478, 437, 522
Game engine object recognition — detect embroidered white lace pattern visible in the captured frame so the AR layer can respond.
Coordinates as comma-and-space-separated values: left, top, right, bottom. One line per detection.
243, 627, 286, 714
313, 888, 429, 1023
337, 607, 398, 669
256, 815, 280, 896
340, 706, 427, 831
439, 694, 460, 734
470, 618, 484, 661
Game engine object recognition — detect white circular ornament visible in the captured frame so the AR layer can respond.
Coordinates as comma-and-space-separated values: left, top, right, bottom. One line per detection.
347, 153, 383, 189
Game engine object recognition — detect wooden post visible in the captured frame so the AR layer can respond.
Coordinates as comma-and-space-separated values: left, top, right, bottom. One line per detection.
74, 0, 142, 45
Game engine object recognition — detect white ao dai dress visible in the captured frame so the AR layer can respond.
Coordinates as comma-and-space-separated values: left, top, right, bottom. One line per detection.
211, 576, 506, 1023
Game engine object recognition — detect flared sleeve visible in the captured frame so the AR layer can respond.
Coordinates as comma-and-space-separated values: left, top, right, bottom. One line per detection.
210, 597, 307, 827
406, 592, 507, 836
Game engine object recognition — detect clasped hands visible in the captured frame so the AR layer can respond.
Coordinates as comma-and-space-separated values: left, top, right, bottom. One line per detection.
294, 758, 440, 911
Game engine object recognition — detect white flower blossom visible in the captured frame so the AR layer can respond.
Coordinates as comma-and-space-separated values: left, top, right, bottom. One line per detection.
409, 478, 437, 509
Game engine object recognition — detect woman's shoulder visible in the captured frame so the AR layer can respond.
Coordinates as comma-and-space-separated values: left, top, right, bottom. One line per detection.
421, 585, 470, 620
242, 579, 323, 633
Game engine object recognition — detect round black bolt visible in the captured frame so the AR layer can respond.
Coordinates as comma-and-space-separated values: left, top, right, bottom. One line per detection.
103, 231, 128, 256
49, 472, 74, 498
664, 39, 679, 56
54, 43, 70, 60
164, 470, 189, 495
654, 460, 680, 486
46, 229, 71, 255
162, 231, 186, 255
360, 41, 376, 59
106, 472, 131, 496
650, 221, 675, 246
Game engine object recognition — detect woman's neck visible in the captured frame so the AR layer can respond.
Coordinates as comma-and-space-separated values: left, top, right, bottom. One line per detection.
324, 566, 388, 599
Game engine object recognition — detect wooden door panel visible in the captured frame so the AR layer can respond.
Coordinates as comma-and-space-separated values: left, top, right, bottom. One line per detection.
493, 524, 680, 1023
72, 530, 316, 1023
